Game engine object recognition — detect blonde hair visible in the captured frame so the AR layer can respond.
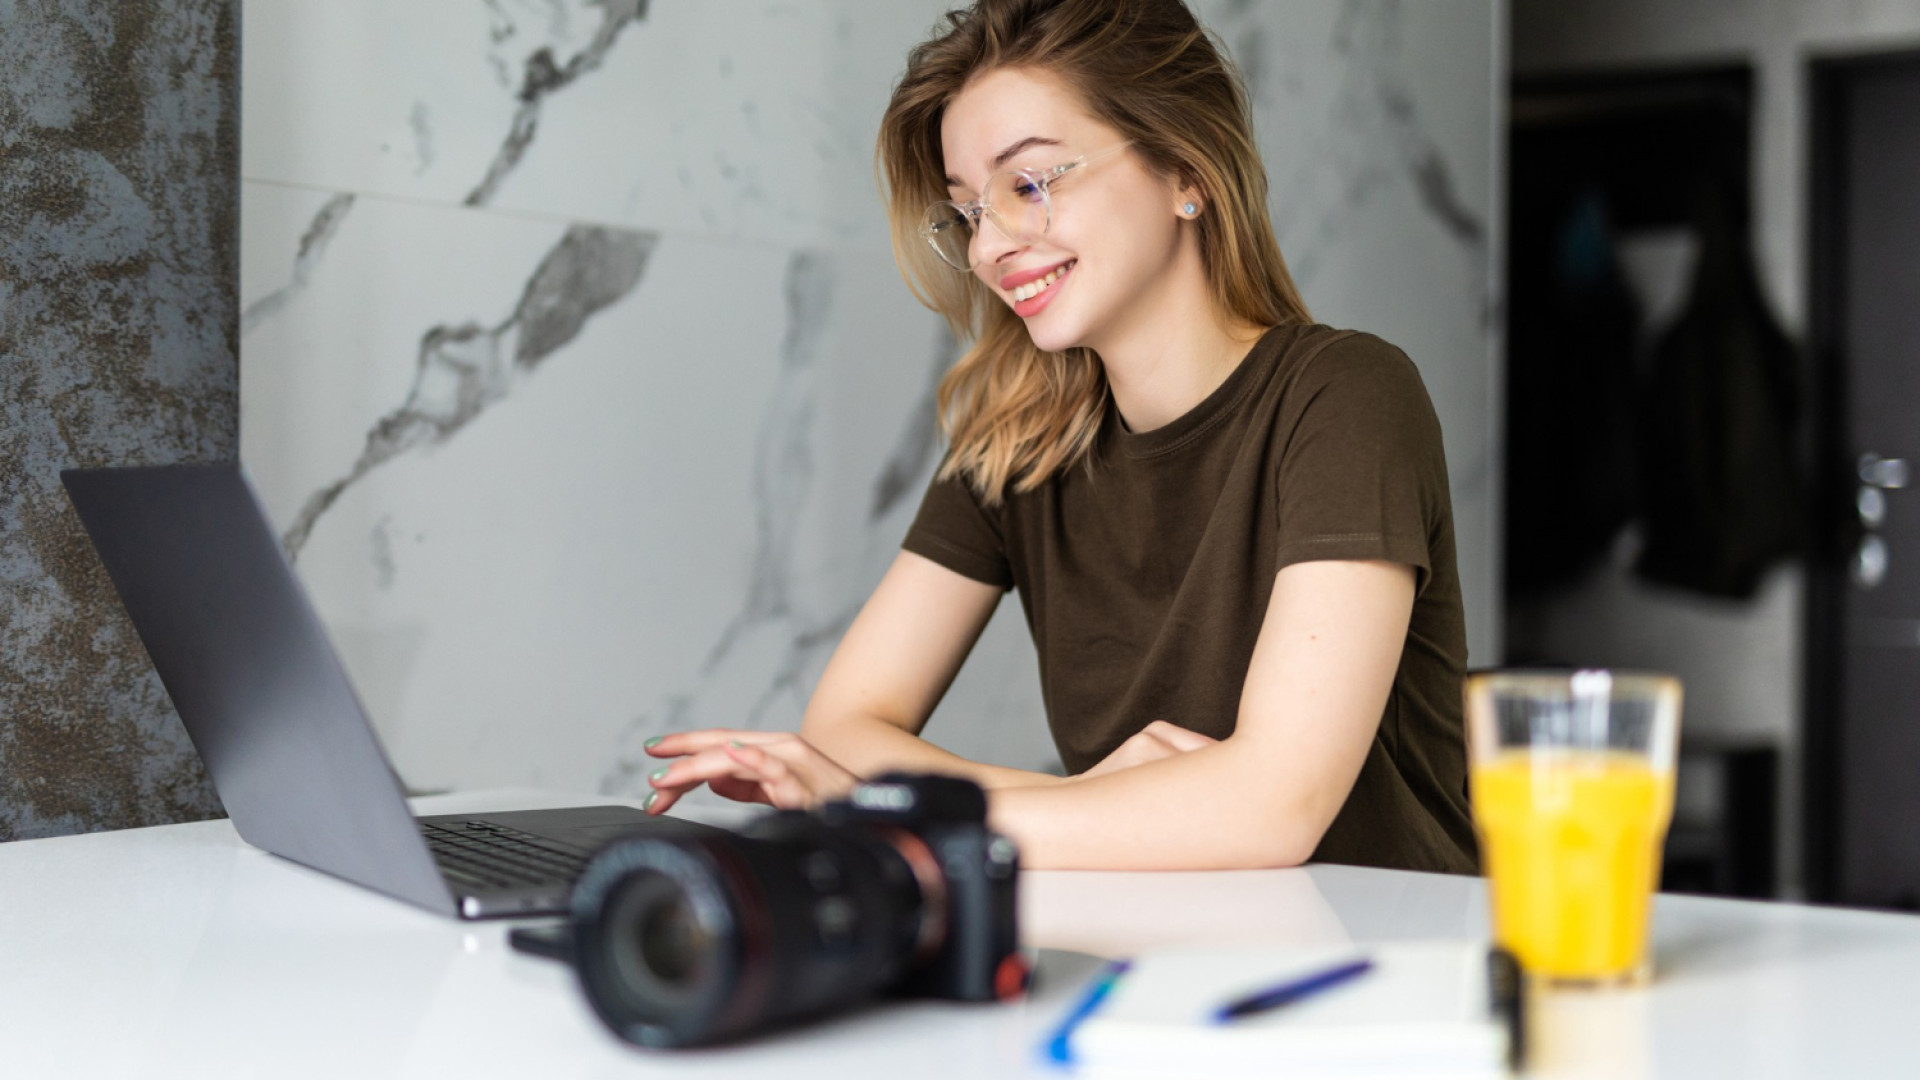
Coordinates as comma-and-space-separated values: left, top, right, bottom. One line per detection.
878, 0, 1310, 505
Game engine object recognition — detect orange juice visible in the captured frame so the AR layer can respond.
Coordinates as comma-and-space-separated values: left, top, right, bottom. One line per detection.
1471, 750, 1675, 982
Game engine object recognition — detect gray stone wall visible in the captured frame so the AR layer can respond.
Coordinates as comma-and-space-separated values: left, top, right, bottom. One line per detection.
0, 0, 236, 839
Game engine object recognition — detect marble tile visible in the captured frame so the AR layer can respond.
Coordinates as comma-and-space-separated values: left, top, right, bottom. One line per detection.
248, 190, 757, 787
1202, 0, 1502, 661
241, 0, 941, 250
240, 180, 1022, 791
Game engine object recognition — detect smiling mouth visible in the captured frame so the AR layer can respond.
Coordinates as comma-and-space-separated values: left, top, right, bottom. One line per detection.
1010, 260, 1075, 302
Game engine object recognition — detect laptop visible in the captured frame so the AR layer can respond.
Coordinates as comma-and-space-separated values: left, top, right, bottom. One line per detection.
61, 462, 724, 919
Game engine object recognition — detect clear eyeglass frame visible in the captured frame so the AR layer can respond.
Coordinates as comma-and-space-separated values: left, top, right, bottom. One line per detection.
920, 142, 1132, 272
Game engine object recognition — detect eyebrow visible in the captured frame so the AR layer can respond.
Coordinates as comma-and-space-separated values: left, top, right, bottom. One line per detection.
944, 135, 1065, 188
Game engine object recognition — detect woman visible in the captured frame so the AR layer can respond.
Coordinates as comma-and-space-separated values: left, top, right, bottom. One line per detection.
642, 0, 1477, 875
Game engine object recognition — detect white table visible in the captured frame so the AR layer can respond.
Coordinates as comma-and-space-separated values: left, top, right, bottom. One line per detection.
3, 788, 1917, 1078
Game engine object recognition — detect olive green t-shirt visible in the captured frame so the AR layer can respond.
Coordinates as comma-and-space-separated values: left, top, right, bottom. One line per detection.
902, 323, 1477, 874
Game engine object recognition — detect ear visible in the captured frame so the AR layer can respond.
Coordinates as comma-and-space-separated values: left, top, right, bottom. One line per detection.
1173, 173, 1205, 218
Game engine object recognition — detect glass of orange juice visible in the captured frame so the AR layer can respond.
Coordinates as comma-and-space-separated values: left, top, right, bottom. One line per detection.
1466, 670, 1681, 987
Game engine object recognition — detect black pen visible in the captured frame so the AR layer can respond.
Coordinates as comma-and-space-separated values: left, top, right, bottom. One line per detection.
1210, 956, 1375, 1024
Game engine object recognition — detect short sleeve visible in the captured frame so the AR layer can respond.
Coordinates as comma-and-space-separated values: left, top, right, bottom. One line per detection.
1272, 335, 1448, 593
901, 466, 1014, 590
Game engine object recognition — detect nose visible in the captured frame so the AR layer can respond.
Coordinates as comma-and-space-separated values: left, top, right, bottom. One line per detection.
969, 212, 1026, 274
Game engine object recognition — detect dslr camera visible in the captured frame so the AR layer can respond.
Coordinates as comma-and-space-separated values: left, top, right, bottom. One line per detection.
558, 773, 1024, 1048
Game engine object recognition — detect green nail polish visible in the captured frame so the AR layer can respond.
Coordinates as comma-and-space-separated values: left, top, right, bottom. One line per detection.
644, 736, 663, 749
729, 739, 745, 749
649, 766, 671, 782
643, 791, 659, 812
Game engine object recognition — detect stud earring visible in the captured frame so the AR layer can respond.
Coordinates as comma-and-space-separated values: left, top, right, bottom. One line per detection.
1182, 201, 1199, 217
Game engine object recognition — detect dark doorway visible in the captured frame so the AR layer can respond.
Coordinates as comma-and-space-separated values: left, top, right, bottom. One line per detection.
1806, 52, 1920, 909
1507, 67, 1798, 899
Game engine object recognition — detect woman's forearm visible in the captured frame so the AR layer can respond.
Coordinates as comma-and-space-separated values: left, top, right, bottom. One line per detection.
800, 711, 1066, 791
987, 738, 1336, 870
991, 562, 1411, 870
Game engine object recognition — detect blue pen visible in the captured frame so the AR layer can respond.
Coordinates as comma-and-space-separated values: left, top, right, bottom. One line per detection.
1211, 956, 1375, 1023
1041, 959, 1132, 1066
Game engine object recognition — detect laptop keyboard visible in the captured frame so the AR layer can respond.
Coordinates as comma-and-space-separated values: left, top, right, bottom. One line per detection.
420, 821, 593, 892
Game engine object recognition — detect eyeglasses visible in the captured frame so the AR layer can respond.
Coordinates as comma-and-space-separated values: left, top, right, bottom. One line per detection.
920, 143, 1130, 271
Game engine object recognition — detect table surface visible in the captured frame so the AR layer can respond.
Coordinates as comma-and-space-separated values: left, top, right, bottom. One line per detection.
4, 788, 1918, 1078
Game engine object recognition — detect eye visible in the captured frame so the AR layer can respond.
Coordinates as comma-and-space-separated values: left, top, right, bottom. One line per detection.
1010, 174, 1044, 202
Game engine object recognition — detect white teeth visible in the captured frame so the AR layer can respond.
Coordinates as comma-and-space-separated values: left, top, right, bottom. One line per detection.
1011, 262, 1072, 302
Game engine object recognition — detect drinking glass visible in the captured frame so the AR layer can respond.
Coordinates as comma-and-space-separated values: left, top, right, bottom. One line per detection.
1466, 670, 1682, 987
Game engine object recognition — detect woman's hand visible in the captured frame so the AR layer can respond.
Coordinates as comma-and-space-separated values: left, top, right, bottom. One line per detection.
640, 730, 861, 815
1078, 720, 1219, 779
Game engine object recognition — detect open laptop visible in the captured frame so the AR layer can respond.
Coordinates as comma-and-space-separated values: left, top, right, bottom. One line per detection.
62, 462, 724, 919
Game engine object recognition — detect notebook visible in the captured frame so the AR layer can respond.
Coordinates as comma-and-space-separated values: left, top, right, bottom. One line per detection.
1042, 941, 1521, 1077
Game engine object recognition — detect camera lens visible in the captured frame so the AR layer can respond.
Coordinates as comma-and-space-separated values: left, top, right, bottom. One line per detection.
569, 814, 926, 1047
637, 891, 703, 982
572, 840, 741, 1047
605, 870, 710, 1007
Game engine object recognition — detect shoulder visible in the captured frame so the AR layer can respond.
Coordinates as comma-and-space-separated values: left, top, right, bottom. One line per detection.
902, 461, 1015, 590
1274, 325, 1425, 392
1262, 325, 1436, 428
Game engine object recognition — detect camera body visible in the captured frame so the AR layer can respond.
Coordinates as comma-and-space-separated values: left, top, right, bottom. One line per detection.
565, 773, 1023, 1048
816, 773, 1024, 1003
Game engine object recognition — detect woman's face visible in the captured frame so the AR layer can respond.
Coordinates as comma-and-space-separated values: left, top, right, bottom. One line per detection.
940, 66, 1194, 354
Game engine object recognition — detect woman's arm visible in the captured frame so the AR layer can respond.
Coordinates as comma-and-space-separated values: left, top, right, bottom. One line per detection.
988, 558, 1415, 870
645, 556, 1414, 870
641, 551, 1066, 815
798, 550, 1064, 789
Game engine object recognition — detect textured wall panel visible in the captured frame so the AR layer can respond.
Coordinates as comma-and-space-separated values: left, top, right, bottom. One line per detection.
0, 0, 237, 839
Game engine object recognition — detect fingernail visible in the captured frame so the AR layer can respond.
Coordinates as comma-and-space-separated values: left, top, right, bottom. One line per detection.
649, 766, 671, 783
729, 739, 745, 749
644, 736, 663, 749
643, 791, 659, 812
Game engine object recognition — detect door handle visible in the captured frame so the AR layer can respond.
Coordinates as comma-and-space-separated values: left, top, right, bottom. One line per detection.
1859, 486, 1887, 527
1854, 453, 1906, 588
1854, 534, 1889, 588
1859, 453, 1909, 489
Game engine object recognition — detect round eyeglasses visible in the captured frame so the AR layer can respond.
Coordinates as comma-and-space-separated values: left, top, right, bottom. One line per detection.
920, 143, 1130, 271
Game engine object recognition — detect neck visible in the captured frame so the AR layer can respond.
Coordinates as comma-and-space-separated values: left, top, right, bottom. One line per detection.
1087, 247, 1266, 433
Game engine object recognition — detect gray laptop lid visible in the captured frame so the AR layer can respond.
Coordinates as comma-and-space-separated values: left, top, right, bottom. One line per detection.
62, 463, 456, 916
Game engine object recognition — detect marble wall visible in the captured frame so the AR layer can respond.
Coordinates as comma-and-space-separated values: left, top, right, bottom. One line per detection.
239, 0, 1502, 801
0, 1, 234, 839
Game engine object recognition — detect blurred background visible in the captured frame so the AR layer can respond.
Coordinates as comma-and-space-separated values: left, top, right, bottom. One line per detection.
2, 0, 1915, 911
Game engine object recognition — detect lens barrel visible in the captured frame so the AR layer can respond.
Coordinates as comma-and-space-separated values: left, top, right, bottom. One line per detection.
569, 812, 926, 1048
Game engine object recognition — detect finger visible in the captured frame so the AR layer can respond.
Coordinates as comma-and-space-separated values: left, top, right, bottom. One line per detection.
643, 783, 685, 816
1143, 721, 1217, 753
743, 738, 850, 786
646, 769, 770, 815
709, 775, 775, 806
1132, 728, 1176, 750
1135, 734, 1178, 765
751, 739, 863, 802
644, 747, 774, 814
725, 744, 817, 810
641, 762, 726, 815
1117, 730, 1173, 760
644, 729, 792, 758
649, 746, 767, 792
645, 729, 756, 758
1095, 734, 1151, 772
